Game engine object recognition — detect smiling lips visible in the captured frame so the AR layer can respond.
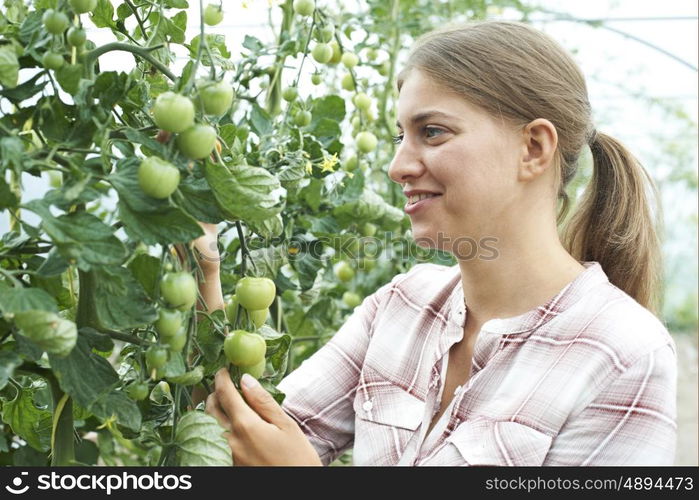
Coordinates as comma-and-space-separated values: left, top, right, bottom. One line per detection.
403, 190, 442, 214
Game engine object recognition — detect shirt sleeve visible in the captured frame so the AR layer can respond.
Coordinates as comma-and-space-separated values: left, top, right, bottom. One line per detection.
277, 276, 400, 465
543, 343, 677, 465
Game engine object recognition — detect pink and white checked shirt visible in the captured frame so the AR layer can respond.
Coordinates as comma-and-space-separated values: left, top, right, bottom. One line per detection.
278, 261, 677, 466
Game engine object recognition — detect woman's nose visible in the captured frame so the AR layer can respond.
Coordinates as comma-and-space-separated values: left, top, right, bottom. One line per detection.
388, 143, 426, 185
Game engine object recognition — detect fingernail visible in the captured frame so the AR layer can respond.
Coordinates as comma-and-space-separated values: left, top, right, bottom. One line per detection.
241, 373, 259, 390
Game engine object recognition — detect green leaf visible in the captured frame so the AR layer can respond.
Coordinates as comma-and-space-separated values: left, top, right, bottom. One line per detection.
0, 45, 19, 89
247, 214, 283, 239
196, 310, 225, 362
258, 325, 291, 385
36, 248, 70, 278
242, 35, 264, 52
0, 135, 24, 174
90, 266, 157, 330
178, 176, 224, 224
93, 71, 129, 108
204, 162, 283, 222
14, 310, 78, 357
0, 72, 44, 103
55, 64, 84, 96
164, 0, 189, 7
0, 350, 22, 390
175, 411, 232, 466
0, 287, 58, 315
311, 95, 346, 124
119, 200, 204, 246
90, 0, 115, 28
159, 351, 186, 378
2, 385, 52, 452
50, 335, 141, 431
249, 103, 272, 136
25, 204, 128, 271
127, 253, 161, 300
188, 34, 233, 69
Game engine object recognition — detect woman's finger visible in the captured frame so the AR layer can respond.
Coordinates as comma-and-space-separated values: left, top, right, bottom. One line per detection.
205, 393, 232, 432
214, 368, 257, 430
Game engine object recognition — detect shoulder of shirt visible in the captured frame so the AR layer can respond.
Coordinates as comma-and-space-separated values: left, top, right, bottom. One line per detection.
376, 262, 459, 310
566, 280, 676, 366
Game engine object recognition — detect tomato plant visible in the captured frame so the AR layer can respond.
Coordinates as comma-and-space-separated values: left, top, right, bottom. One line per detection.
0, 0, 491, 467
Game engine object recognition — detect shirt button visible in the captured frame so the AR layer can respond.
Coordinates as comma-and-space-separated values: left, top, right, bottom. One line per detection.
362, 400, 373, 411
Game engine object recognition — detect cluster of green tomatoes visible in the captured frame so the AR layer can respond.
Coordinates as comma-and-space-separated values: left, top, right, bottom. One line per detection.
39, 0, 96, 70
137, 82, 233, 199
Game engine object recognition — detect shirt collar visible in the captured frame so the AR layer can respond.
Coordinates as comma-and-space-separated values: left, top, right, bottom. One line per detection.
448, 261, 609, 335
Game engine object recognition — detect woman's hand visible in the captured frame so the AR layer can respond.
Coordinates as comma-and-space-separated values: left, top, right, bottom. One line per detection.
192, 222, 221, 274
205, 368, 322, 466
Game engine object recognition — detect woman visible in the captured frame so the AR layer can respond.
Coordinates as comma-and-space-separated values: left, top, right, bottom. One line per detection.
198, 21, 677, 466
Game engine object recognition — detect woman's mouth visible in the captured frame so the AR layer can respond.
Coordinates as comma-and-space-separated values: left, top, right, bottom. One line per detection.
405, 193, 441, 214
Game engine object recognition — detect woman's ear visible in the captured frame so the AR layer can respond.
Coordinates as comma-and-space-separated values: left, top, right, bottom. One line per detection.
517, 118, 558, 182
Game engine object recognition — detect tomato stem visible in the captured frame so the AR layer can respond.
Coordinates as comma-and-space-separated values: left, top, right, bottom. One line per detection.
83, 42, 175, 81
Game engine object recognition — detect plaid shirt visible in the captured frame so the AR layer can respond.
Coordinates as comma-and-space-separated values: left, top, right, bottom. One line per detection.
278, 262, 677, 466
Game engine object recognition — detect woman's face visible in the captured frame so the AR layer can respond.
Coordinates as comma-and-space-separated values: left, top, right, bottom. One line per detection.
388, 69, 527, 256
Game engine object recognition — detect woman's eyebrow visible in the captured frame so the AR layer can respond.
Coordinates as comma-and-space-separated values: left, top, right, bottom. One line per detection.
395, 110, 456, 129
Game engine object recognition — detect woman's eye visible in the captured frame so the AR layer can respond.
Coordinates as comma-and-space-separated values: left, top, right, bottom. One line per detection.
424, 126, 444, 139
392, 134, 404, 144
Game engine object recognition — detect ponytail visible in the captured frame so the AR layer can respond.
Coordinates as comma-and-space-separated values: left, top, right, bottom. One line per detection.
561, 131, 664, 315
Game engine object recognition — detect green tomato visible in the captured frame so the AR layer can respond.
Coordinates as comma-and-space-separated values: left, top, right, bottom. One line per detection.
161, 272, 198, 311
282, 86, 298, 102
138, 156, 180, 199
155, 308, 183, 339
328, 41, 342, 64
176, 124, 217, 160
248, 308, 269, 329
152, 92, 195, 133
146, 345, 168, 371
240, 358, 266, 378
334, 261, 354, 282
42, 51, 64, 70
199, 80, 234, 116
311, 43, 332, 64
224, 330, 266, 367
341, 52, 359, 69
236, 277, 276, 311
341, 73, 355, 91
317, 24, 334, 43
66, 27, 87, 46
342, 291, 362, 309
362, 222, 377, 237
311, 73, 322, 85
69, 0, 97, 14
127, 382, 149, 401
356, 131, 377, 153
353, 92, 371, 111
366, 48, 378, 61
293, 110, 312, 127
293, 0, 315, 17
203, 4, 224, 26
42, 10, 69, 34
162, 328, 187, 352
344, 154, 358, 172
358, 257, 376, 271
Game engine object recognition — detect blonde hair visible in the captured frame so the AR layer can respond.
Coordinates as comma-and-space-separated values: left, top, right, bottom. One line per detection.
398, 21, 664, 315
